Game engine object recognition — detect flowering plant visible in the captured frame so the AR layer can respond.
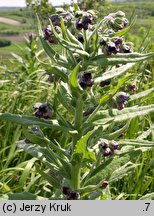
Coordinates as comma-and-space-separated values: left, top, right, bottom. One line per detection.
1, 4, 154, 200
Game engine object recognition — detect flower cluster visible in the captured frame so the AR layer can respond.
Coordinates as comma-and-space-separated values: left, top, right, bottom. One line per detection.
79, 72, 93, 89
62, 186, 79, 200
99, 140, 120, 157
100, 37, 132, 55
33, 102, 52, 119
104, 11, 129, 32
115, 92, 129, 110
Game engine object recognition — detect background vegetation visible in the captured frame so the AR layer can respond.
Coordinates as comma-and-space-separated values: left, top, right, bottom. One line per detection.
0, 0, 154, 199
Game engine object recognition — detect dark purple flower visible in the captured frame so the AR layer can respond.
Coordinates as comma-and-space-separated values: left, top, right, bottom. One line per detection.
50, 14, 60, 26
101, 181, 109, 189
67, 191, 79, 200
111, 141, 120, 150
99, 79, 111, 87
116, 92, 129, 105
43, 110, 52, 119
99, 141, 109, 149
24, 138, 30, 144
123, 18, 129, 26
103, 148, 112, 157
117, 103, 125, 110
78, 35, 84, 43
76, 20, 83, 30
34, 102, 52, 119
62, 186, 70, 195
83, 16, 93, 25
114, 38, 123, 46
129, 84, 136, 92
100, 38, 106, 46
123, 45, 132, 53
107, 42, 119, 54
43, 26, 52, 40
79, 72, 93, 89
35, 110, 43, 118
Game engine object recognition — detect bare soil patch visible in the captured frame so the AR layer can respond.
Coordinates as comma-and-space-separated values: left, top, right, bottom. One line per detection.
0, 17, 24, 26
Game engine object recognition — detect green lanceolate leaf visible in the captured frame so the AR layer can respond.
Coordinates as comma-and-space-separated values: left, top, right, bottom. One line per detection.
83, 149, 142, 186
0, 113, 77, 134
118, 139, 154, 147
37, 168, 61, 188
66, 29, 83, 49
75, 131, 94, 157
69, 63, 83, 96
57, 82, 75, 114
139, 193, 154, 200
43, 64, 68, 82
91, 105, 154, 125
8, 192, 47, 200
129, 87, 154, 102
94, 63, 135, 83
99, 75, 131, 105
86, 52, 154, 67
109, 162, 139, 183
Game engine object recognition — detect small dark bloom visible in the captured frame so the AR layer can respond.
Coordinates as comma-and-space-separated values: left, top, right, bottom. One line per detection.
101, 181, 109, 189
50, 14, 60, 26
76, 20, 83, 30
116, 92, 129, 105
103, 147, 112, 157
117, 103, 125, 110
67, 191, 79, 200
43, 26, 52, 40
62, 186, 70, 195
78, 35, 84, 43
35, 110, 42, 118
114, 38, 123, 46
123, 18, 129, 26
24, 138, 30, 144
34, 102, 52, 119
129, 84, 136, 92
83, 16, 93, 25
107, 42, 119, 54
47, 75, 54, 83
123, 45, 132, 53
111, 141, 120, 150
99, 141, 109, 149
99, 79, 111, 87
79, 72, 93, 89
100, 38, 106, 46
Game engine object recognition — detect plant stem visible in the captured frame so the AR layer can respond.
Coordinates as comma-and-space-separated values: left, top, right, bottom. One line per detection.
72, 96, 84, 150
71, 96, 84, 190
71, 164, 81, 190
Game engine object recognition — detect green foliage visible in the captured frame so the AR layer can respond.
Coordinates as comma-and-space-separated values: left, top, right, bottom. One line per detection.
0, 3, 154, 200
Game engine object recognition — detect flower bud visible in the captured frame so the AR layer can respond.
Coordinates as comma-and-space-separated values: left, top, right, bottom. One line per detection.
101, 181, 109, 189
62, 186, 71, 195
76, 19, 83, 30
43, 25, 52, 40
111, 141, 120, 150
129, 83, 136, 92
99, 140, 109, 150
78, 35, 84, 43
79, 72, 93, 89
103, 147, 112, 157
100, 79, 111, 87
50, 14, 60, 26
67, 191, 79, 200
34, 102, 52, 119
